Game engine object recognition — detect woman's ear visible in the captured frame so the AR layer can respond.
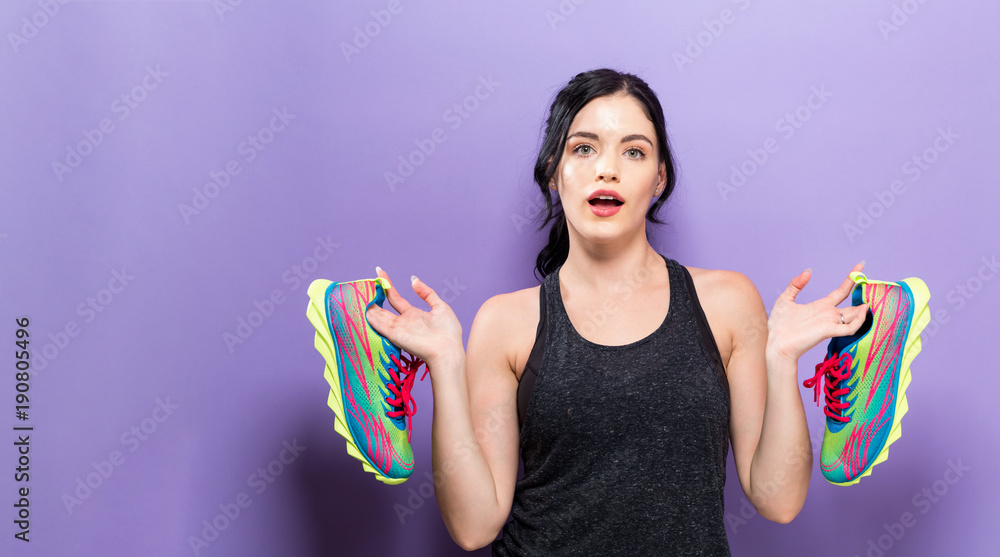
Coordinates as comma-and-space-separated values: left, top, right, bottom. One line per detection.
547, 155, 558, 190
655, 161, 667, 196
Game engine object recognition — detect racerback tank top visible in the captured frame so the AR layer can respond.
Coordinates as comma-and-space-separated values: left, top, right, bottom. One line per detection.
492, 253, 732, 556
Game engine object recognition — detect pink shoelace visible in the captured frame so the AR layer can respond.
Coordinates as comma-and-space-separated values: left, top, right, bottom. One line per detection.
803, 352, 853, 423
384, 352, 430, 442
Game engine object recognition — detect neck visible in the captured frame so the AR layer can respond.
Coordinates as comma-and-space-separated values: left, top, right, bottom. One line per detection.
560, 227, 664, 294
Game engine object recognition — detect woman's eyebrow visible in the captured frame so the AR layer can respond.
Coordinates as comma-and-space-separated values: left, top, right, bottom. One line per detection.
568, 131, 653, 146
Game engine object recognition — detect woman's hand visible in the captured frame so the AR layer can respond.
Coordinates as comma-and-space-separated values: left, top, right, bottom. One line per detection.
365, 267, 465, 371
766, 261, 869, 364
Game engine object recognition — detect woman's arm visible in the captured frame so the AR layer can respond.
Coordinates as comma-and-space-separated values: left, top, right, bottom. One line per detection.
366, 270, 520, 550
723, 263, 868, 523
429, 294, 521, 549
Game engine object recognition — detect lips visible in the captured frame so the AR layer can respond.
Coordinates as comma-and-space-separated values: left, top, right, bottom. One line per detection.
587, 189, 624, 207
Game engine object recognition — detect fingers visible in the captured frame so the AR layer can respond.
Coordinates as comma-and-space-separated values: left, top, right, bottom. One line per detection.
783, 268, 811, 303
373, 267, 450, 314
832, 303, 869, 336
410, 275, 448, 310
375, 266, 414, 315
365, 301, 390, 337
825, 274, 856, 306
824, 261, 865, 305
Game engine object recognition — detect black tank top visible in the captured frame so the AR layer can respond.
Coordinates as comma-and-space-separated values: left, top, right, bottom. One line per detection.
492, 254, 732, 556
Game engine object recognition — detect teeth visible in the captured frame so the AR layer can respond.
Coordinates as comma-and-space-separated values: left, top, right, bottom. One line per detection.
596, 195, 617, 201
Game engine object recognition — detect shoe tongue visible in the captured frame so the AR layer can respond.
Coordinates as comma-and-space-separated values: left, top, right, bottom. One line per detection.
852, 282, 865, 306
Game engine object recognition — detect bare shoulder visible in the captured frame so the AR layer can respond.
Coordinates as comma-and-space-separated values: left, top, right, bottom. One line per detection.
473, 285, 542, 380
684, 266, 762, 309
683, 266, 766, 366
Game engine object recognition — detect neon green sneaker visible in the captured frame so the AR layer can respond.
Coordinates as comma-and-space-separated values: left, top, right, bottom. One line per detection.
306, 277, 429, 484
804, 272, 930, 486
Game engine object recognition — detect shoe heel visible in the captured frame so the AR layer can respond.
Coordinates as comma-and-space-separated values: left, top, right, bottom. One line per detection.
904, 277, 931, 332
893, 278, 930, 415
306, 279, 351, 437
899, 277, 931, 366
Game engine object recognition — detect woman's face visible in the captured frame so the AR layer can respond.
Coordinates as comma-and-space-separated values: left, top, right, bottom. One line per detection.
552, 93, 666, 246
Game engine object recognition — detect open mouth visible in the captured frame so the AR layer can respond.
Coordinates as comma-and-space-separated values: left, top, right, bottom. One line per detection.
588, 198, 624, 207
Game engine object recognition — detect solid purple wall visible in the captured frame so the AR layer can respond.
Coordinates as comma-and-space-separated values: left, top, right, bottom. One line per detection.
1, 0, 996, 555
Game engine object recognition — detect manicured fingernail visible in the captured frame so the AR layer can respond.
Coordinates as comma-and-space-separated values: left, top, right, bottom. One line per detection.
859, 260, 865, 267
376, 265, 383, 274
411, 274, 418, 283
804, 268, 812, 274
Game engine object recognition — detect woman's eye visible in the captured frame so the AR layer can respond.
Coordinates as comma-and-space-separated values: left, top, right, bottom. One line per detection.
574, 144, 593, 155
625, 147, 645, 159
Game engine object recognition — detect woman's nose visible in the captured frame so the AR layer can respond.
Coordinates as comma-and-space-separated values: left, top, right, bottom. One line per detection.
595, 153, 620, 183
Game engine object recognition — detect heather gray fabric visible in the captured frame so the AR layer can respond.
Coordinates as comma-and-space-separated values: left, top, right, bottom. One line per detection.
493, 254, 732, 556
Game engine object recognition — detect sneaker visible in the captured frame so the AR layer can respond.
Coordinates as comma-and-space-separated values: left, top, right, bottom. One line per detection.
803, 271, 930, 486
306, 277, 429, 484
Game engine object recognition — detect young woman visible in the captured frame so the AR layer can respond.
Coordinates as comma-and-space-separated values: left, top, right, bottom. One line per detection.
365, 68, 868, 555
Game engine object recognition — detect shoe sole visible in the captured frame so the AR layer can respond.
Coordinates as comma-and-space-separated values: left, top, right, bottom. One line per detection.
306, 278, 408, 485
831, 276, 930, 486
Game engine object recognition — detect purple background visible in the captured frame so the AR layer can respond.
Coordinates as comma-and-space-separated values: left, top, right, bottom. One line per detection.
1, 1, 996, 555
